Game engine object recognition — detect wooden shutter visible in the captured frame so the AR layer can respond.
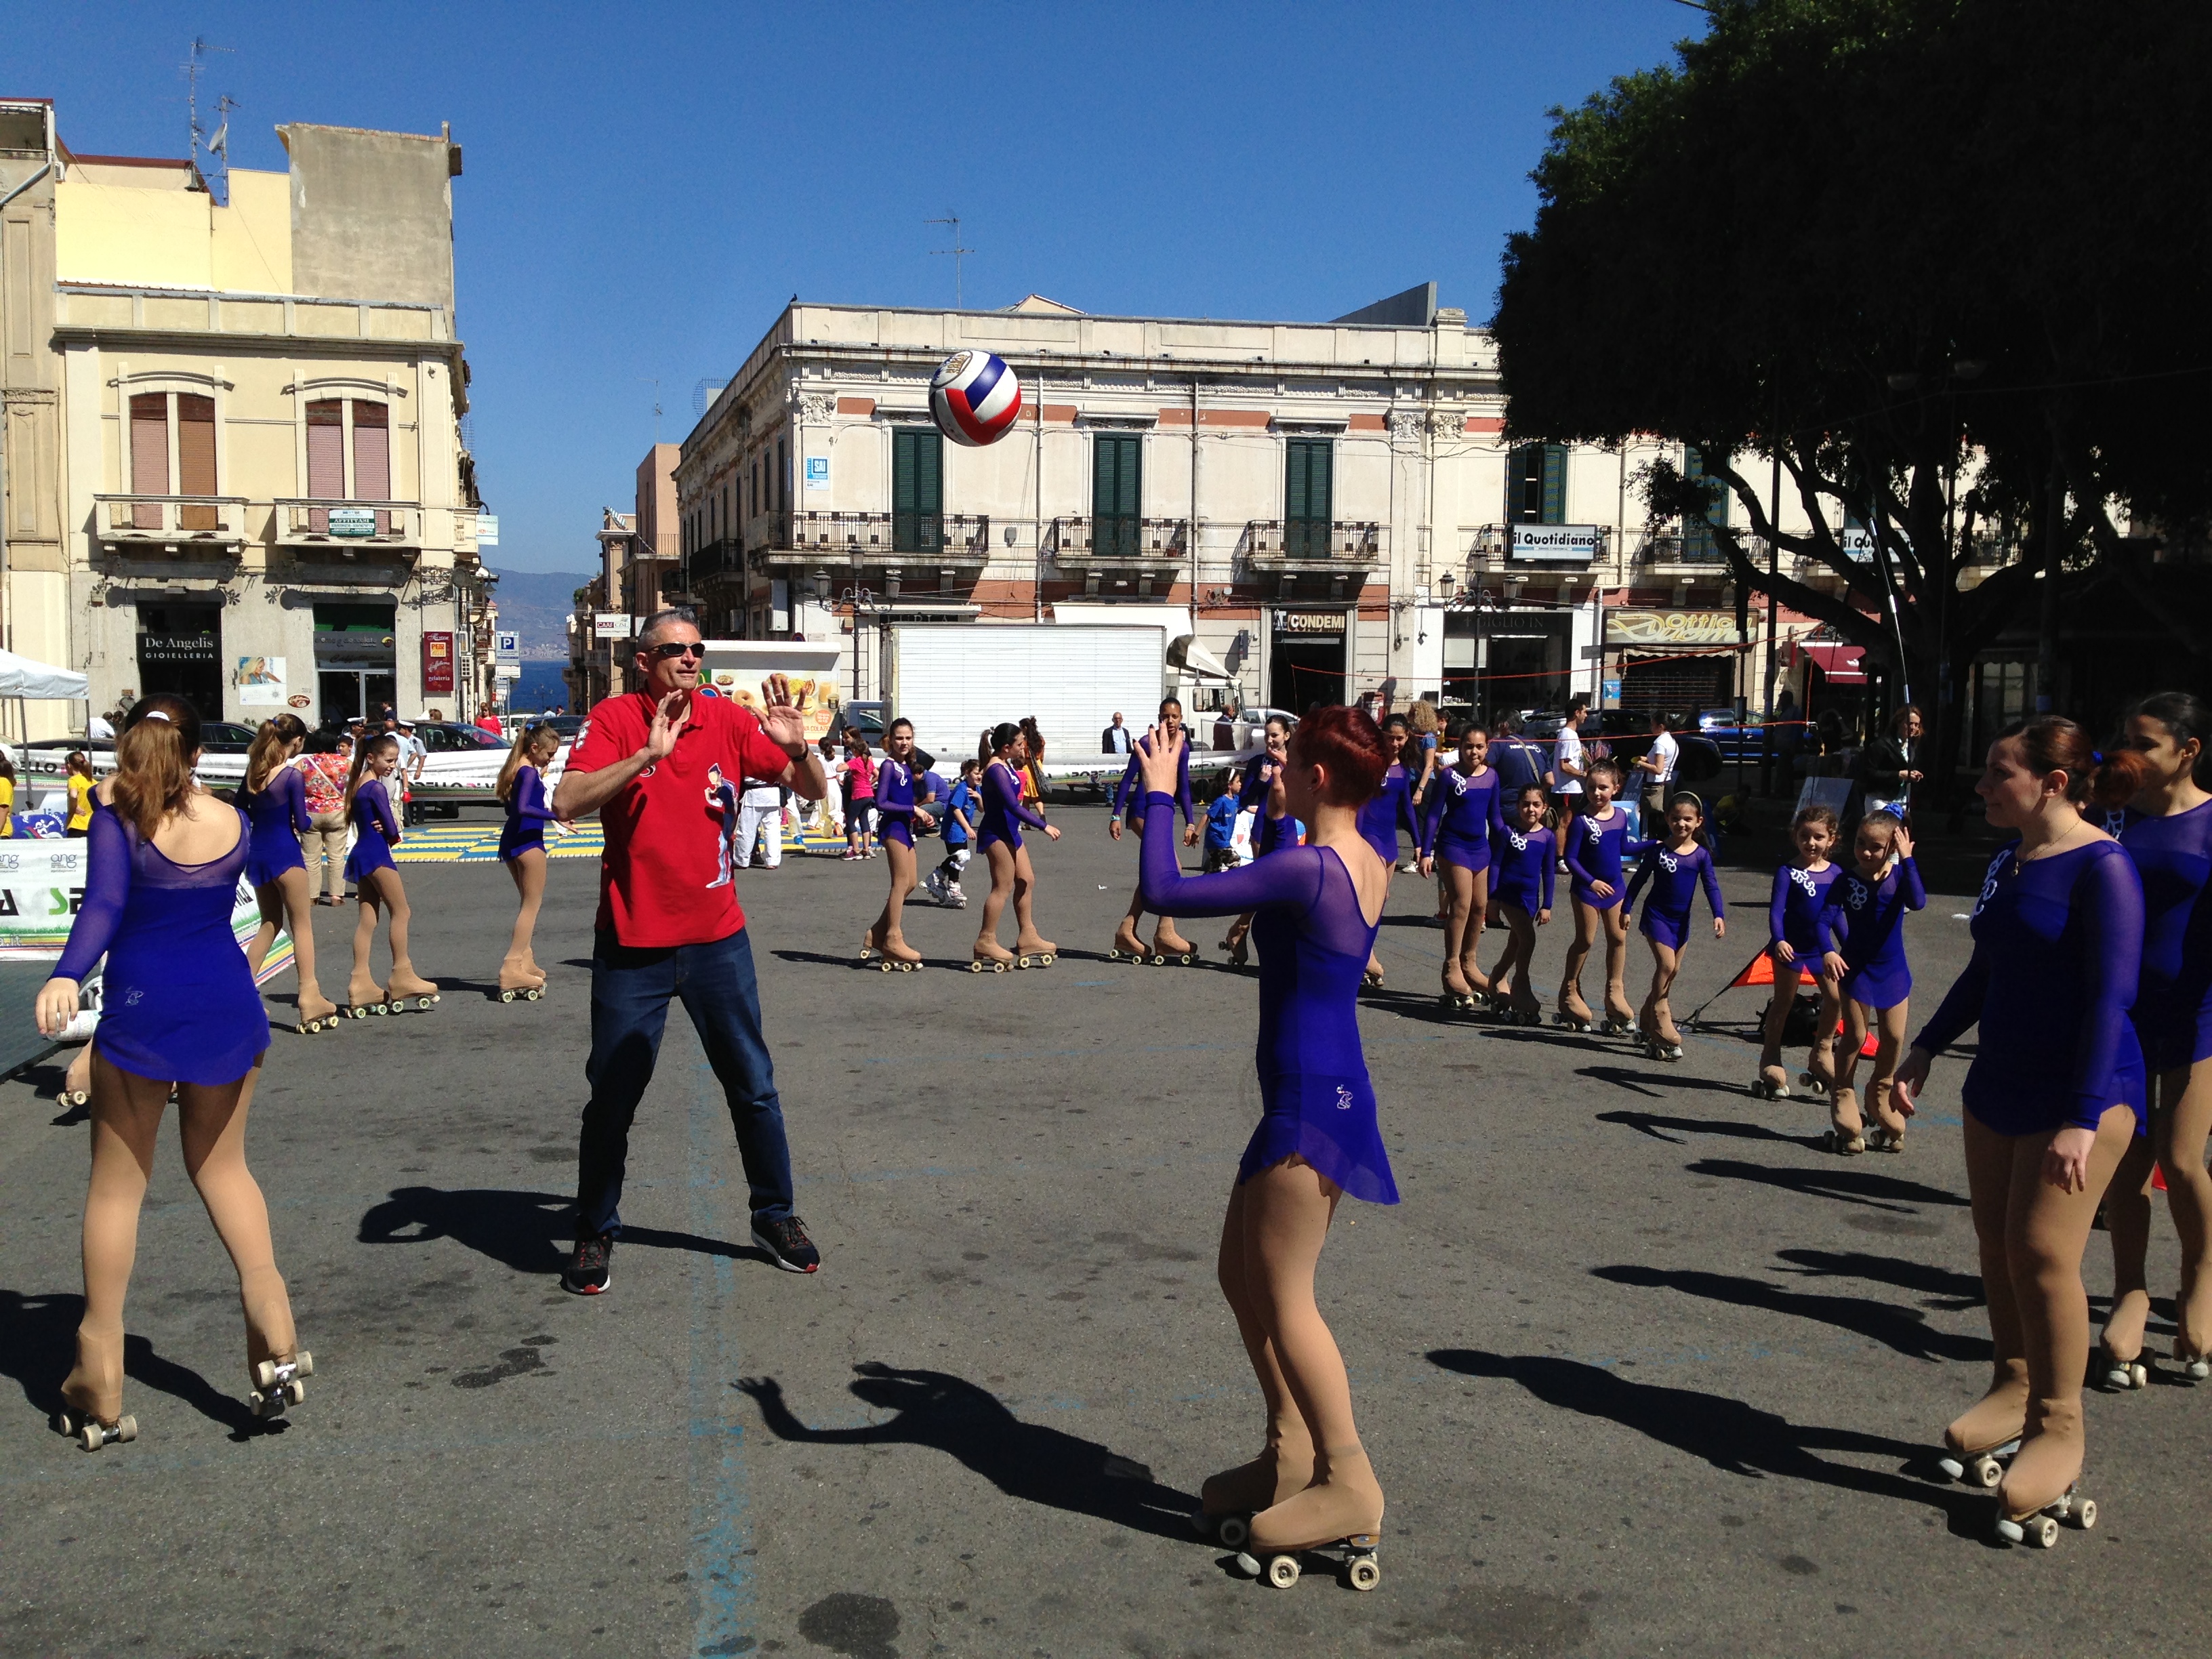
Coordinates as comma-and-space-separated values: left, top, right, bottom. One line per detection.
177, 394, 217, 529
129, 392, 167, 528
1286, 438, 1331, 556
893, 426, 942, 552
307, 399, 344, 531
1092, 433, 1141, 558
1507, 442, 1541, 524
1541, 443, 1568, 525
352, 401, 391, 535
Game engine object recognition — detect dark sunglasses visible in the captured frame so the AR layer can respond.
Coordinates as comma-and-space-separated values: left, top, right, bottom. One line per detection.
643, 641, 706, 661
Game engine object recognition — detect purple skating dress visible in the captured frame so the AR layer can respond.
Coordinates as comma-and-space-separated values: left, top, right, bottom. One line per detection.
1420, 764, 1505, 876
239, 765, 312, 888
1356, 762, 1418, 867
975, 759, 1047, 854
1768, 861, 1843, 962
345, 779, 401, 883
1622, 840, 1725, 951
55, 800, 270, 1086
1138, 791, 1398, 1204
875, 759, 918, 851
2121, 801, 2212, 1070
1565, 808, 1650, 912
499, 764, 555, 862
1817, 857, 1925, 1009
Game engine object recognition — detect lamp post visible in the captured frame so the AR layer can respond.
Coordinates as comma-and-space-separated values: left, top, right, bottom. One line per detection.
839, 581, 874, 707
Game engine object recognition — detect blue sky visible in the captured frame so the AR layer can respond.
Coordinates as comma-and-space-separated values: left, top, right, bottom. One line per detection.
19, 2, 1696, 572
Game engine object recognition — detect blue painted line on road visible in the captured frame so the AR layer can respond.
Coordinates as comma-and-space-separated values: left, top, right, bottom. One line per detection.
687, 1062, 754, 1658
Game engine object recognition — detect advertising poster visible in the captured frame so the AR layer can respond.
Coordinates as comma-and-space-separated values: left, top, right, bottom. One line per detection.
708, 671, 838, 744
422, 631, 455, 697
236, 655, 288, 708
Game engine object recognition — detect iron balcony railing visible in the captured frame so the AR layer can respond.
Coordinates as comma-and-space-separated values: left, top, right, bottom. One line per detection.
1242, 519, 1387, 562
1049, 516, 1189, 560
778, 510, 991, 559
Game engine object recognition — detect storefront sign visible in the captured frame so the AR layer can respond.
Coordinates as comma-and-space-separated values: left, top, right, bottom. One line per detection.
475, 514, 500, 546
329, 507, 378, 538
137, 634, 216, 665
236, 655, 288, 708
1605, 610, 1742, 647
1275, 611, 1347, 636
1839, 527, 1877, 562
594, 613, 634, 640
1510, 524, 1601, 562
422, 631, 455, 697
804, 457, 830, 491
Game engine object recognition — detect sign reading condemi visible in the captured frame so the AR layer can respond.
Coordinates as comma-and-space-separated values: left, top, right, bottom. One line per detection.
1606, 610, 1742, 647
1275, 611, 1347, 636
1510, 524, 1601, 561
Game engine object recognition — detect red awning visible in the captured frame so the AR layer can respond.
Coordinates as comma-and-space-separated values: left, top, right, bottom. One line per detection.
1797, 642, 1866, 684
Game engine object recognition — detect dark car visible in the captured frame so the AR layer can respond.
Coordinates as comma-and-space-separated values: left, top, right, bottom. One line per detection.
200, 720, 260, 754
414, 721, 507, 754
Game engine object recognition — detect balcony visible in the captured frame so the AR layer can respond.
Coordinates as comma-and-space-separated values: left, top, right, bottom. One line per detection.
1241, 518, 1387, 571
92, 494, 249, 556
756, 510, 992, 569
1048, 516, 1187, 567
684, 538, 745, 583
1637, 531, 1728, 572
274, 498, 423, 550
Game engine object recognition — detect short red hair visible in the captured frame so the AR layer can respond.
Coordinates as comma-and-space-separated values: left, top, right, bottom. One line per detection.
1294, 705, 1391, 806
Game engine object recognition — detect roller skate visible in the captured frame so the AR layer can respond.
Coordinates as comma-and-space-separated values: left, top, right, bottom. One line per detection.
1864, 1077, 1907, 1152
970, 942, 1016, 975
1823, 1086, 1866, 1155
1994, 1399, 2096, 1548
385, 968, 441, 1014
249, 1350, 316, 1421
295, 988, 342, 1035
1938, 1359, 2028, 1486
53, 1329, 134, 1452
344, 971, 390, 1018
1506, 988, 1545, 1028
1107, 920, 1147, 964
1151, 926, 1199, 968
874, 939, 922, 974
1641, 1015, 1683, 1061
1554, 985, 1594, 1032
2173, 1339, 2211, 1384
496, 959, 544, 1003
1799, 1031, 1837, 1094
1439, 966, 1479, 1016
1190, 1441, 1315, 1549
2100, 1291, 2152, 1390
1012, 933, 1058, 970
857, 928, 886, 970
1751, 1061, 1792, 1100
57, 1047, 91, 1111
1234, 1448, 1385, 1593
1221, 930, 1250, 969
921, 870, 949, 907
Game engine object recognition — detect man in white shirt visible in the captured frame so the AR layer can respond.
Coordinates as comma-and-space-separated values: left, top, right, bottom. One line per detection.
394, 718, 428, 825
1549, 699, 1591, 854
735, 779, 785, 869
1633, 710, 1679, 827
1101, 713, 1132, 755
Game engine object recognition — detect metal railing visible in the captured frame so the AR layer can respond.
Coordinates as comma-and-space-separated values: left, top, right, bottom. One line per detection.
92, 493, 249, 542
274, 498, 422, 544
1049, 516, 1189, 560
1242, 519, 1387, 561
778, 510, 991, 558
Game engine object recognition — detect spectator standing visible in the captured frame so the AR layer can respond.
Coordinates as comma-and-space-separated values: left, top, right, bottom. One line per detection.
394, 719, 428, 826
1103, 712, 1133, 756
550, 611, 830, 1293
1490, 716, 1547, 799
1406, 699, 1443, 816
1858, 703, 1926, 820
300, 733, 353, 904
736, 775, 785, 870
0, 747, 14, 836
476, 707, 504, 737
1204, 769, 1242, 871
1633, 710, 1679, 827
64, 752, 97, 837
1551, 699, 1592, 849
842, 731, 878, 859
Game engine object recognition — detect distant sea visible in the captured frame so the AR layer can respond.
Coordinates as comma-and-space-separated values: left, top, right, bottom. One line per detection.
505, 661, 571, 712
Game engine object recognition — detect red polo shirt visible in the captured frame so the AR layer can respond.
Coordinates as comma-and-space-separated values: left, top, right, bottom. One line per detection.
571, 688, 796, 947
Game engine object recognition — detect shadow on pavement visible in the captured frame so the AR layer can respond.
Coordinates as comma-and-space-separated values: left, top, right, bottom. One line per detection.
1686, 1156, 1969, 1212
1774, 1248, 1984, 1309
1426, 1347, 1984, 1532
356, 1187, 769, 1276
737, 1361, 1200, 1542
0, 1289, 263, 1438
1590, 1264, 1991, 1364
1595, 1107, 1820, 1146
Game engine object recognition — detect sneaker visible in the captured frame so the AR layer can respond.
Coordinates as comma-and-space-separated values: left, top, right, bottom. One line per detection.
751, 1214, 820, 1273
562, 1232, 613, 1294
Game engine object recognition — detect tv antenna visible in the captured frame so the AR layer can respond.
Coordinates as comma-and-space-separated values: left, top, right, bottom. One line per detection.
927, 213, 974, 308
182, 37, 235, 200
639, 377, 662, 441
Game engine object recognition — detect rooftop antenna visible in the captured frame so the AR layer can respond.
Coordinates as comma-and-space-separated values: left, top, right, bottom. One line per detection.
207, 93, 239, 205
639, 377, 662, 441
182, 37, 234, 199
927, 213, 974, 309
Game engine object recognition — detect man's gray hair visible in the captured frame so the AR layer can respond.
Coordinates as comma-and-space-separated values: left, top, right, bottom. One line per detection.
636, 607, 699, 650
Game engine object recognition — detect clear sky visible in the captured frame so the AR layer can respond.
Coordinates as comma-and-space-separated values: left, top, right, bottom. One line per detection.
17, 1, 1696, 572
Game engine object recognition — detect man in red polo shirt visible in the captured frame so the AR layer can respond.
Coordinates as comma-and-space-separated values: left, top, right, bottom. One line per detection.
551, 609, 828, 1293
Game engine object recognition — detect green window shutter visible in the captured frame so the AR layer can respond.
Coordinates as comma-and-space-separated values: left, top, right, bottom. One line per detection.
1541, 443, 1568, 525
1683, 445, 1726, 558
1507, 443, 1543, 523
1093, 434, 1141, 558
893, 426, 943, 552
1285, 439, 1332, 558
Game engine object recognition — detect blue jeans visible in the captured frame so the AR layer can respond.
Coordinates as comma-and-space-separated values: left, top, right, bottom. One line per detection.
575, 927, 794, 1238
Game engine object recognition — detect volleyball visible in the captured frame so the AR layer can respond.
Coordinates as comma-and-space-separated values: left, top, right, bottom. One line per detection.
929, 350, 1023, 447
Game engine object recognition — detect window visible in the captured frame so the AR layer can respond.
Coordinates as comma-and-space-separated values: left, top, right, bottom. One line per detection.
306, 397, 393, 531
892, 426, 943, 552
1284, 438, 1333, 558
128, 391, 218, 529
1507, 442, 1566, 525
1092, 432, 1142, 559
1683, 446, 1727, 560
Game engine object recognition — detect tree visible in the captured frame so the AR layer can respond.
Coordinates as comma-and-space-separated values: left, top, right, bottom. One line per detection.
1493, 0, 2212, 790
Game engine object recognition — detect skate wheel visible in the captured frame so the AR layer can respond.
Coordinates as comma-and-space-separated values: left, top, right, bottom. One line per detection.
1936, 1456, 1965, 1481
1178, 954, 1194, 966
1347, 1555, 1380, 1592
1994, 1514, 2023, 1544
81, 1420, 104, 1451
528, 988, 543, 1000
1233, 1552, 1261, 1578
2074, 1498, 2097, 1530
2187, 1359, 2211, 1382
1107, 949, 1123, 962
255, 1360, 277, 1391
969, 961, 983, 973
1040, 954, 1054, 966
501, 989, 517, 1003
1218, 1514, 1250, 1549
877, 960, 893, 972
115, 1414, 137, 1443
284, 1380, 305, 1406
2131, 1363, 2148, 1389
899, 961, 916, 972
2027, 1516, 2058, 1549
295, 1351, 313, 1377
418, 997, 435, 1010
1971, 1456, 2003, 1488
1265, 1554, 1300, 1589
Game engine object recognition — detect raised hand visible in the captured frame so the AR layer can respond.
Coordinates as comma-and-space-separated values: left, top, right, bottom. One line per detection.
1138, 726, 1184, 797
647, 691, 688, 760
757, 674, 808, 752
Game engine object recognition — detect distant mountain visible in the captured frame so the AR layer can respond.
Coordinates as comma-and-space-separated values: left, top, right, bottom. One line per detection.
488, 567, 593, 660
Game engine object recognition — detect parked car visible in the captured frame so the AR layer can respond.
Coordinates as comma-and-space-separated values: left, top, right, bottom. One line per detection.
414, 721, 508, 754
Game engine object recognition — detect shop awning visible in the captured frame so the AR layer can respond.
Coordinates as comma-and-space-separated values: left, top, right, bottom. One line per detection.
1796, 642, 1866, 684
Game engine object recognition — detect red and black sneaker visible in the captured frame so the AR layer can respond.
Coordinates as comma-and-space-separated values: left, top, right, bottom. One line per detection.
751, 1214, 820, 1274
562, 1232, 613, 1295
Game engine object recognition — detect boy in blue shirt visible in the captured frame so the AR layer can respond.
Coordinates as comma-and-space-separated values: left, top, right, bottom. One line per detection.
1203, 770, 1242, 870
925, 758, 980, 906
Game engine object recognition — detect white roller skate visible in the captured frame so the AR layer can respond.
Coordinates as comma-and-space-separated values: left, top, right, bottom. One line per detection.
249, 1350, 314, 1420
52, 1405, 138, 1452
1996, 1484, 2097, 1548
1233, 1534, 1382, 1593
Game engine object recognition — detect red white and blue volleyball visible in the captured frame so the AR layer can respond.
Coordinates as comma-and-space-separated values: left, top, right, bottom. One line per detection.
930, 350, 1022, 446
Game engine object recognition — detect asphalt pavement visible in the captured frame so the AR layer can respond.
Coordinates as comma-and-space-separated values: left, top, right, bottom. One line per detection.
2, 808, 2207, 1659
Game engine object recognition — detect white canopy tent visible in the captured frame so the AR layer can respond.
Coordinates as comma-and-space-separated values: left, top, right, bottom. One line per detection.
0, 648, 87, 700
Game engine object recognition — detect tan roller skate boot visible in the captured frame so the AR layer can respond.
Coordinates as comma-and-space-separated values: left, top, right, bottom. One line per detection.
1800, 1029, 1837, 1094
969, 941, 1017, 974
53, 1323, 135, 1451
1151, 924, 1198, 966
1996, 1396, 2095, 1546
1240, 1444, 1385, 1591
1824, 1086, 1866, 1154
1195, 1431, 1315, 1549
295, 983, 342, 1035
1108, 919, 1147, 964
2100, 1289, 2152, 1391
1939, 1357, 2029, 1486
384, 967, 441, 1014
1555, 983, 1594, 1032
1864, 1076, 1908, 1151
344, 969, 388, 1019
243, 1266, 311, 1424
1440, 961, 1477, 1015
497, 956, 545, 1002
1012, 933, 1057, 970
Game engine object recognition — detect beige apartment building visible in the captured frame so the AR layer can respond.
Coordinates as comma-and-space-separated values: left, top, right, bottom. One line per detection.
0, 98, 493, 739
653, 285, 1858, 722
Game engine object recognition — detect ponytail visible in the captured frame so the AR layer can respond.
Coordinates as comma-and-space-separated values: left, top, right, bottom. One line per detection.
244, 714, 307, 796
495, 722, 554, 804
2000, 716, 2154, 811
346, 734, 400, 811
110, 694, 202, 841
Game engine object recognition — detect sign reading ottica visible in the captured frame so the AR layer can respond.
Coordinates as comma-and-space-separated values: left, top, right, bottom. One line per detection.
1510, 524, 1601, 562
1606, 610, 1742, 647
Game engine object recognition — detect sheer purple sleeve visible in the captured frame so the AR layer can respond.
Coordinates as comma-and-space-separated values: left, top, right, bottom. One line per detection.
1139, 793, 1319, 918
1419, 779, 1445, 856
989, 763, 1047, 832
1769, 867, 1793, 945
1623, 853, 1653, 912
1699, 847, 1725, 922
2066, 846, 2145, 1130
280, 766, 313, 836
1565, 823, 1597, 890
1177, 744, 1194, 827
515, 766, 556, 823
1816, 881, 1847, 957
54, 804, 132, 984
368, 779, 401, 842
1111, 751, 1141, 816
876, 762, 915, 823
1898, 856, 1926, 913
1542, 830, 1557, 909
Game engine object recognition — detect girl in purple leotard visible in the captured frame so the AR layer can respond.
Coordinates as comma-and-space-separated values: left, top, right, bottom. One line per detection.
342, 733, 437, 1015
238, 712, 337, 1033
1134, 706, 1393, 1576
2102, 691, 2212, 1386
863, 719, 938, 970
35, 695, 305, 1450
1350, 714, 1420, 989
1559, 760, 1650, 1033
494, 722, 563, 998
970, 722, 1060, 970
1816, 811, 1925, 1153
1621, 792, 1726, 1059
1108, 698, 1202, 964
1755, 802, 1843, 1099
1418, 722, 1504, 1010
1484, 783, 1557, 1023
1895, 718, 2150, 1543
1222, 716, 1293, 968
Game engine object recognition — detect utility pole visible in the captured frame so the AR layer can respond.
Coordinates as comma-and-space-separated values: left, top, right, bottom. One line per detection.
927, 213, 973, 308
